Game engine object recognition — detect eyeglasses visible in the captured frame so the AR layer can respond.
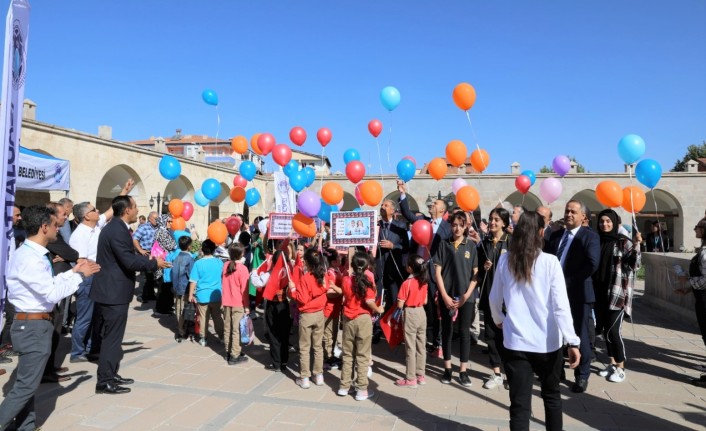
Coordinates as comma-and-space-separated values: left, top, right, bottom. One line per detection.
88, 208, 98, 213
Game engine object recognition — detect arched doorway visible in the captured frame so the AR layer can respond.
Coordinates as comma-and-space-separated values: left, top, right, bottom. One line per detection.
160, 175, 196, 215
643, 189, 683, 250
209, 182, 231, 223
502, 191, 542, 211
96, 165, 145, 212
341, 191, 358, 211
384, 191, 420, 221
569, 189, 603, 229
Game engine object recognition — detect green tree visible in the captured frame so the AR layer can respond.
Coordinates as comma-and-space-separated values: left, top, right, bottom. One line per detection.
671, 141, 706, 172
539, 156, 586, 174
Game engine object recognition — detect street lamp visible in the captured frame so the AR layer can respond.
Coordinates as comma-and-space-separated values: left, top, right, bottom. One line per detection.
149, 192, 171, 215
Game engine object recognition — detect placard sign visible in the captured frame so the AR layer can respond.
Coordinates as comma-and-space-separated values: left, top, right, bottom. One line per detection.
268, 213, 300, 239
330, 210, 377, 247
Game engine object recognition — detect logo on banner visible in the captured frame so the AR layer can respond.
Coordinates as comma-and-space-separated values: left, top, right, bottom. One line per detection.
54, 163, 62, 184
11, 19, 25, 90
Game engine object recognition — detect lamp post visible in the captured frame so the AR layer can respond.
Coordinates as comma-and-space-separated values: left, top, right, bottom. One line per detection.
149, 192, 171, 215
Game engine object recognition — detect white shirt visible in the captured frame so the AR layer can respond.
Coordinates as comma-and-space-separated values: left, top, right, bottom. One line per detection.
69, 214, 107, 261
489, 251, 580, 353
432, 217, 443, 234
6, 239, 83, 313
558, 226, 581, 267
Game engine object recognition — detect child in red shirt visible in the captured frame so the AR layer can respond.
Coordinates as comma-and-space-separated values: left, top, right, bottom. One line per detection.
395, 255, 429, 387
221, 243, 251, 365
323, 248, 343, 369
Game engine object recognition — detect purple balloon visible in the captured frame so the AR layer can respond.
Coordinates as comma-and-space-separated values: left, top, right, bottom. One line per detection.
539, 178, 563, 204
552, 155, 571, 177
452, 178, 468, 195
297, 191, 321, 218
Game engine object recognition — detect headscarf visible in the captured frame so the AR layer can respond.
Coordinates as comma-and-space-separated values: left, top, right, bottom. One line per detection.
595, 209, 628, 286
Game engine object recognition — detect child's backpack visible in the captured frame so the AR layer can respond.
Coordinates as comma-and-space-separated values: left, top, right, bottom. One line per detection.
239, 315, 254, 345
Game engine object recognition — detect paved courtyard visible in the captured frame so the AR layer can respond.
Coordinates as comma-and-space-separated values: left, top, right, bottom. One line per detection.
1, 281, 706, 430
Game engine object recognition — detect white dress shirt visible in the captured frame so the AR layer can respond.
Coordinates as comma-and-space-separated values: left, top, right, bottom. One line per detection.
6, 239, 83, 313
69, 214, 107, 261
489, 251, 580, 353
558, 226, 581, 267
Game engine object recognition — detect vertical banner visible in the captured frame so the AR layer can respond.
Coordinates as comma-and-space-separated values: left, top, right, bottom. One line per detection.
273, 170, 296, 214
0, 0, 30, 330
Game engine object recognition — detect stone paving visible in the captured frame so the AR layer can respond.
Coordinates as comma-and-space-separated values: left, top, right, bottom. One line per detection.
1, 281, 706, 430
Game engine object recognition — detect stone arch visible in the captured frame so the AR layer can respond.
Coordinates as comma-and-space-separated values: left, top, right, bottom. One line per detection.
642, 189, 684, 250
384, 191, 420, 217
502, 191, 542, 211
442, 192, 482, 226
209, 182, 231, 223
341, 191, 358, 211
164, 175, 195, 202
569, 189, 603, 228
96, 164, 145, 212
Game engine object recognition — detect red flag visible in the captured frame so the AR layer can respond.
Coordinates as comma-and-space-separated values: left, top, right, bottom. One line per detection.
262, 239, 290, 301
379, 307, 405, 348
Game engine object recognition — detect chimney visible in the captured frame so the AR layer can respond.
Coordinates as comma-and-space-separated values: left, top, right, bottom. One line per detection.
687, 159, 699, 173
22, 99, 36, 120
569, 161, 578, 174
624, 163, 635, 173
510, 162, 520, 174
98, 125, 112, 140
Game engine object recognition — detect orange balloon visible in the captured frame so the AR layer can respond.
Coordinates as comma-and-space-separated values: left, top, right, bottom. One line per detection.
428, 157, 448, 181
292, 213, 317, 238
622, 186, 646, 213
359, 180, 383, 207
321, 182, 344, 206
452, 83, 477, 111
231, 135, 248, 154
470, 148, 490, 173
251, 133, 263, 155
595, 180, 623, 208
171, 217, 186, 231
207, 220, 228, 245
445, 140, 467, 168
230, 186, 246, 203
168, 199, 184, 217
456, 186, 480, 211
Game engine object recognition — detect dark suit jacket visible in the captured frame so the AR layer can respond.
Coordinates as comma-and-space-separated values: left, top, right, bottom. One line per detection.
47, 234, 79, 275
375, 218, 409, 284
544, 226, 600, 304
91, 218, 158, 305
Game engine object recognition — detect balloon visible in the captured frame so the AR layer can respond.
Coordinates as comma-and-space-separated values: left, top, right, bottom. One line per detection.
225, 216, 242, 236
256, 133, 276, 156
539, 178, 563, 204
317, 128, 332, 147
452, 178, 467, 195
292, 213, 316, 238
635, 158, 662, 189
428, 157, 448, 181
354, 184, 365, 205
470, 148, 490, 173
368, 119, 383, 138
346, 161, 366, 184
411, 220, 433, 247
380, 86, 401, 111
289, 171, 307, 192
622, 186, 646, 213
321, 182, 344, 205
201, 178, 221, 201
168, 199, 184, 217
337, 200, 344, 210
289, 126, 307, 146
251, 133, 263, 155
201, 89, 218, 106
172, 217, 186, 231
452, 83, 477, 111
403, 155, 417, 166
359, 180, 383, 207
343, 148, 361, 164
552, 155, 571, 177
618, 134, 646, 165
456, 186, 480, 212
396, 159, 416, 182
230, 186, 245, 203
596, 181, 623, 208
233, 175, 248, 188
515, 175, 531, 195
158, 155, 181, 180
521, 170, 536, 186
239, 160, 257, 181
318, 201, 337, 224
272, 144, 292, 167
207, 220, 228, 245
194, 189, 209, 207
181, 202, 194, 221
303, 167, 316, 187
231, 136, 248, 155
297, 191, 321, 218
245, 188, 261, 206
445, 140, 467, 168
283, 160, 300, 177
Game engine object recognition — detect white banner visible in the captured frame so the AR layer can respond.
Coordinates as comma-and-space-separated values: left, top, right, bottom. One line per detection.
0, 0, 30, 330
273, 170, 296, 214
17, 146, 70, 191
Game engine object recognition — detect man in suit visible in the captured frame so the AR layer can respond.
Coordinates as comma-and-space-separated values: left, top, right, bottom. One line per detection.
544, 199, 600, 393
91, 195, 169, 394
536, 206, 554, 243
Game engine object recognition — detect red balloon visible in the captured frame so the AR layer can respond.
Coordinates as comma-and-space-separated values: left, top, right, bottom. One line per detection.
345, 161, 366, 184
411, 220, 433, 247
317, 128, 332, 147
354, 184, 364, 206
368, 119, 382, 138
272, 144, 293, 167
233, 175, 247, 188
257, 133, 276, 155
515, 175, 531, 195
181, 202, 194, 221
289, 126, 307, 146
402, 155, 417, 166
225, 216, 242, 236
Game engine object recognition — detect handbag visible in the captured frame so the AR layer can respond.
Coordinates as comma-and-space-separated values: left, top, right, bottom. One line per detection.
182, 301, 196, 322
239, 315, 254, 345
151, 241, 167, 260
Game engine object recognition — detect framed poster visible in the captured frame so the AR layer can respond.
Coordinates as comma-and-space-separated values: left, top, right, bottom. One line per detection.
268, 213, 300, 239
331, 210, 377, 247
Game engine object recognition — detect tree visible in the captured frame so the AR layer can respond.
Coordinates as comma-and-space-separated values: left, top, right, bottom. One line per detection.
539, 156, 586, 174
671, 141, 706, 172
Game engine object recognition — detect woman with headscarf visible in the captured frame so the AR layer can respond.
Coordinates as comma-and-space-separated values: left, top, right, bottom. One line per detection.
154, 214, 178, 315
593, 209, 641, 383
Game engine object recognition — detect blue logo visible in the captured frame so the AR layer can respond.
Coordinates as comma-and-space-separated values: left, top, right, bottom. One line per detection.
12, 19, 25, 90
54, 163, 62, 183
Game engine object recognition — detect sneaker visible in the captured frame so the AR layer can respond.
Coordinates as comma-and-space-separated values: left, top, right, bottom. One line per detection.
431, 347, 443, 359
459, 371, 472, 387
599, 364, 617, 378
337, 387, 353, 396
314, 374, 324, 386
416, 375, 426, 385
608, 367, 626, 383
228, 355, 249, 366
296, 377, 311, 389
367, 366, 373, 378
198, 338, 207, 347
503, 379, 510, 390
441, 369, 453, 384
483, 374, 503, 389
355, 389, 375, 401
395, 378, 418, 388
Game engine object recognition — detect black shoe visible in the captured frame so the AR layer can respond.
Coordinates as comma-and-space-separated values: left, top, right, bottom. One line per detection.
114, 375, 134, 385
280, 364, 288, 372
459, 371, 472, 387
441, 369, 453, 384
571, 378, 588, 393
560, 368, 566, 381
41, 374, 71, 383
228, 355, 249, 366
95, 382, 131, 394
87, 353, 100, 362
70, 355, 89, 363
265, 363, 282, 372
372, 333, 381, 345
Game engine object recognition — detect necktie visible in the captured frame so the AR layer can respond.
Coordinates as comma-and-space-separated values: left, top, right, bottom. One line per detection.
45, 252, 55, 276
556, 230, 570, 262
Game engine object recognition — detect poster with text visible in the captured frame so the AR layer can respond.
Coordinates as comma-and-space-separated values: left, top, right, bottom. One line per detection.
268, 213, 300, 239
331, 210, 377, 247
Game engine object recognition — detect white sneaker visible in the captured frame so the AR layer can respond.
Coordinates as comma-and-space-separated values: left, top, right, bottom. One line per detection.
608, 368, 626, 383
599, 364, 616, 377
483, 374, 503, 389
198, 339, 207, 347
337, 387, 353, 396
296, 377, 311, 389
355, 389, 374, 401
314, 373, 324, 386
367, 366, 373, 378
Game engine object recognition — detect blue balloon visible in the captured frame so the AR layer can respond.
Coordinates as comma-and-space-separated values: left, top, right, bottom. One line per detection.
396, 159, 416, 182
158, 155, 181, 180
245, 188, 261, 206
201, 89, 218, 106
201, 178, 220, 201
317, 200, 337, 224
343, 148, 361, 165
617, 134, 646, 165
289, 171, 307, 192
303, 167, 316, 187
194, 189, 209, 207
635, 158, 662, 189
284, 160, 300, 177
240, 161, 257, 181
521, 170, 536, 186
380, 86, 401, 111
353, 207, 363, 212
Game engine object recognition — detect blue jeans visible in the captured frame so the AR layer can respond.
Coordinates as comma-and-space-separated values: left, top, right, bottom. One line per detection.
71, 276, 94, 358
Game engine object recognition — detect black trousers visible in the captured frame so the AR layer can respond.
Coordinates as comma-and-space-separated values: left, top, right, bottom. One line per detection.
89, 302, 104, 356
142, 271, 156, 300
483, 306, 505, 368
569, 302, 592, 380
425, 281, 442, 347
441, 299, 475, 363
694, 289, 706, 348
155, 280, 174, 314
504, 348, 564, 431
96, 302, 129, 386
265, 300, 291, 368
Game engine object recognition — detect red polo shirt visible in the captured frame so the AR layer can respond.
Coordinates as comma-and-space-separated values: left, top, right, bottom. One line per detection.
342, 270, 376, 319
290, 272, 327, 313
397, 277, 427, 308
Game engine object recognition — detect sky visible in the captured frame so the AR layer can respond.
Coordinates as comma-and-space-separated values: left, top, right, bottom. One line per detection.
19, 0, 706, 176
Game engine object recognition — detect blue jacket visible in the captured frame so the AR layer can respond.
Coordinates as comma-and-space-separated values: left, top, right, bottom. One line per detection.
171, 251, 195, 296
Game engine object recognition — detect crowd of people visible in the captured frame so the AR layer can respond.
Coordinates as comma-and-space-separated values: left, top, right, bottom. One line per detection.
0, 177, 705, 431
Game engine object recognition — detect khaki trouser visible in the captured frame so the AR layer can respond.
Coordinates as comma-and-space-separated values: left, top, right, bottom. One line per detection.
223, 306, 245, 358
175, 295, 186, 337
298, 310, 325, 378
323, 314, 340, 360
197, 302, 224, 340
340, 314, 373, 390
403, 307, 427, 380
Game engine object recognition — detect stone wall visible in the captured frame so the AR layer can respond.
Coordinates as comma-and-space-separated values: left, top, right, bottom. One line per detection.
642, 252, 699, 327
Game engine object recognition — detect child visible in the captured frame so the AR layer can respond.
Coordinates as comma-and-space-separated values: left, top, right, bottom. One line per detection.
395, 255, 429, 388
222, 243, 250, 365
170, 236, 194, 342
338, 252, 384, 401
323, 248, 343, 370
188, 239, 225, 346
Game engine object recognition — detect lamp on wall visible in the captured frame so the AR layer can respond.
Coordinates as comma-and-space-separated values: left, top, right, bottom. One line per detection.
149, 192, 171, 215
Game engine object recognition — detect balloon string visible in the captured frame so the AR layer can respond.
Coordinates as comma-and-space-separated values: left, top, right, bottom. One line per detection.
387, 111, 393, 172
649, 189, 674, 288
320, 147, 325, 193
375, 137, 386, 195
466, 110, 502, 209
627, 164, 638, 233
215, 106, 221, 144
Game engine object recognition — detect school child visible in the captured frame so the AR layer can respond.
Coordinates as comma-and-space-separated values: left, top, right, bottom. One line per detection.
221, 243, 250, 365
261, 241, 293, 372
395, 255, 429, 388
188, 239, 225, 346
170, 236, 194, 342
323, 248, 343, 369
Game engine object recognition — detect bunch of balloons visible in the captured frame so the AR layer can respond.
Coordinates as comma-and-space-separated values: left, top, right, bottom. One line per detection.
514, 169, 536, 195
167, 198, 189, 230
596, 180, 647, 213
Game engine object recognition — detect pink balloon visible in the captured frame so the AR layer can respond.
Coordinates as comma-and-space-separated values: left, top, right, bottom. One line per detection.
337, 200, 344, 210
257, 133, 276, 156
289, 126, 307, 146
317, 128, 332, 147
354, 184, 364, 206
232, 175, 247, 188
181, 202, 194, 221
452, 178, 467, 195
402, 155, 416, 166
539, 178, 563, 204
